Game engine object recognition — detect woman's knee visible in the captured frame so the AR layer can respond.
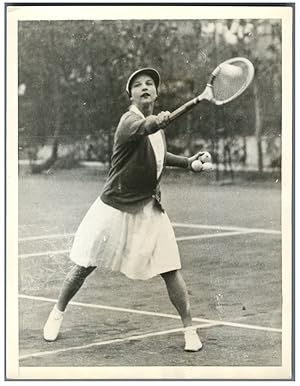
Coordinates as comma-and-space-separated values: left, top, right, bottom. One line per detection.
66, 264, 96, 282
161, 269, 179, 282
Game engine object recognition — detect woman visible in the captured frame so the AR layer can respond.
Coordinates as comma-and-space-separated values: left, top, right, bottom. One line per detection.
43, 67, 207, 352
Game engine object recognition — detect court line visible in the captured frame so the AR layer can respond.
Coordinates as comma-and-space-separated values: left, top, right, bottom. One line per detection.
176, 230, 256, 241
18, 231, 256, 259
19, 250, 70, 259
19, 294, 282, 333
18, 223, 281, 242
19, 322, 216, 361
173, 222, 281, 235
19, 233, 74, 242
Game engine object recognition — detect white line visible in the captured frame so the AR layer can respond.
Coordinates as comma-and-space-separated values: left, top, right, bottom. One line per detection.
19, 322, 216, 361
173, 222, 281, 235
19, 294, 282, 333
19, 233, 74, 242
176, 230, 255, 241
18, 294, 184, 321
19, 250, 70, 259
18, 223, 281, 242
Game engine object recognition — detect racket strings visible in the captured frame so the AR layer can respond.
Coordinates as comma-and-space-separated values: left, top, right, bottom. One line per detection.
213, 61, 251, 103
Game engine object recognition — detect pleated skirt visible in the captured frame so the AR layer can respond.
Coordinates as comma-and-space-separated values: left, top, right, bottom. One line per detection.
69, 197, 181, 280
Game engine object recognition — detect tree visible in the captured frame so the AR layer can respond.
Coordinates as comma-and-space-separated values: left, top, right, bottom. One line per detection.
18, 19, 282, 173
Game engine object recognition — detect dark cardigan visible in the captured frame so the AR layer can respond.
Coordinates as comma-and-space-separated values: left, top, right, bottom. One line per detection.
101, 109, 167, 213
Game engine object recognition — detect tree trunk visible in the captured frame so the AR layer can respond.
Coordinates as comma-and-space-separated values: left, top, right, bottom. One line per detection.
30, 25, 61, 174
30, 131, 59, 174
30, 85, 61, 173
242, 135, 247, 166
253, 80, 263, 172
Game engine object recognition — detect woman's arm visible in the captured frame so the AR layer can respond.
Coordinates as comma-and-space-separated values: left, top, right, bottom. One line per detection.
165, 152, 189, 169
166, 151, 208, 170
116, 113, 158, 143
116, 111, 170, 144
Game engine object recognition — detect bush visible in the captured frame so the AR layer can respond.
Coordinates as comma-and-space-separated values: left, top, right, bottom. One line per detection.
52, 151, 82, 170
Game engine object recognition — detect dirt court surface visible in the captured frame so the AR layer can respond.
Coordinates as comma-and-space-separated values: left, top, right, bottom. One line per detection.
17, 168, 283, 374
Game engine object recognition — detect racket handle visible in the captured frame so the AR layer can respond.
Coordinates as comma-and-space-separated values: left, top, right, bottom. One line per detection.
169, 97, 200, 122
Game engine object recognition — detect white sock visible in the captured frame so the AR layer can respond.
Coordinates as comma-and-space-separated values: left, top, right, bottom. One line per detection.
184, 326, 197, 334
53, 304, 64, 317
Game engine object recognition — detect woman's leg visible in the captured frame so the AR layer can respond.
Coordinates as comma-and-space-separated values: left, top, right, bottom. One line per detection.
43, 264, 96, 341
161, 269, 202, 351
57, 264, 96, 311
160, 269, 192, 327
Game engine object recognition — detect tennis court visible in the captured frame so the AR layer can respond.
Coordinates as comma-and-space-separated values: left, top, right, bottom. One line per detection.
18, 168, 282, 368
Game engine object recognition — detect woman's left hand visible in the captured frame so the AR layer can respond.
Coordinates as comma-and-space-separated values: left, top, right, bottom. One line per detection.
187, 151, 205, 170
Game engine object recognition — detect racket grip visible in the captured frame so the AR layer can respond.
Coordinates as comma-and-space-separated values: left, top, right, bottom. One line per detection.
169, 99, 198, 122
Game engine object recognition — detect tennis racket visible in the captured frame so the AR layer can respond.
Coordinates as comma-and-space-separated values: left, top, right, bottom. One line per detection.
169, 57, 255, 122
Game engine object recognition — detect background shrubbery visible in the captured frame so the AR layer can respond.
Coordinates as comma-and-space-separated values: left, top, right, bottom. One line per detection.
18, 19, 281, 174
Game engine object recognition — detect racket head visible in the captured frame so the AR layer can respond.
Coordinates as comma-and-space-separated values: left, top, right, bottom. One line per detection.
209, 57, 255, 105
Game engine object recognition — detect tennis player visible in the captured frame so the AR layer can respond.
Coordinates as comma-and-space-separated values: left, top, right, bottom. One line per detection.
43, 68, 209, 352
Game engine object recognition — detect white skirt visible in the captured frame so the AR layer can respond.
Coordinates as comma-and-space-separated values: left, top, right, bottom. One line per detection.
69, 198, 181, 280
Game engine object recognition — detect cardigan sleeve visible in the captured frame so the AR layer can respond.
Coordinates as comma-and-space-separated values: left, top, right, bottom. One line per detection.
115, 112, 160, 144
165, 152, 189, 168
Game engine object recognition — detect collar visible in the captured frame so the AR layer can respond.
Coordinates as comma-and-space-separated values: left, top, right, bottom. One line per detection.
129, 105, 145, 119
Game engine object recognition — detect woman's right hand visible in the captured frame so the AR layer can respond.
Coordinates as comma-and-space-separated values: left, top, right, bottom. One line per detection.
156, 111, 170, 129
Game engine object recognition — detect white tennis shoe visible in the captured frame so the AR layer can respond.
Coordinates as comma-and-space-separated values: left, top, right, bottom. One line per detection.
43, 305, 64, 341
184, 327, 203, 352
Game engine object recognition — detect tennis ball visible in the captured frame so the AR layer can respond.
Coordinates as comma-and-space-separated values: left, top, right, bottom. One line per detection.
191, 160, 203, 172
201, 162, 213, 172
220, 63, 243, 78
199, 151, 212, 163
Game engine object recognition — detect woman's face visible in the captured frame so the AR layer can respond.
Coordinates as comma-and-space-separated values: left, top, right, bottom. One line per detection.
130, 74, 157, 111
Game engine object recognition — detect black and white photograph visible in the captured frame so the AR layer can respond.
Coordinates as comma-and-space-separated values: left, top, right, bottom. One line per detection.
5, 3, 294, 380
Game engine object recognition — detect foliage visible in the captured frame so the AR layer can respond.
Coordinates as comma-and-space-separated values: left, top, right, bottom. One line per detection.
18, 19, 282, 170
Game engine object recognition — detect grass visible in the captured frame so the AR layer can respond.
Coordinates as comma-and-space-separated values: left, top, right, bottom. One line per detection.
17, 167, 283, 373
